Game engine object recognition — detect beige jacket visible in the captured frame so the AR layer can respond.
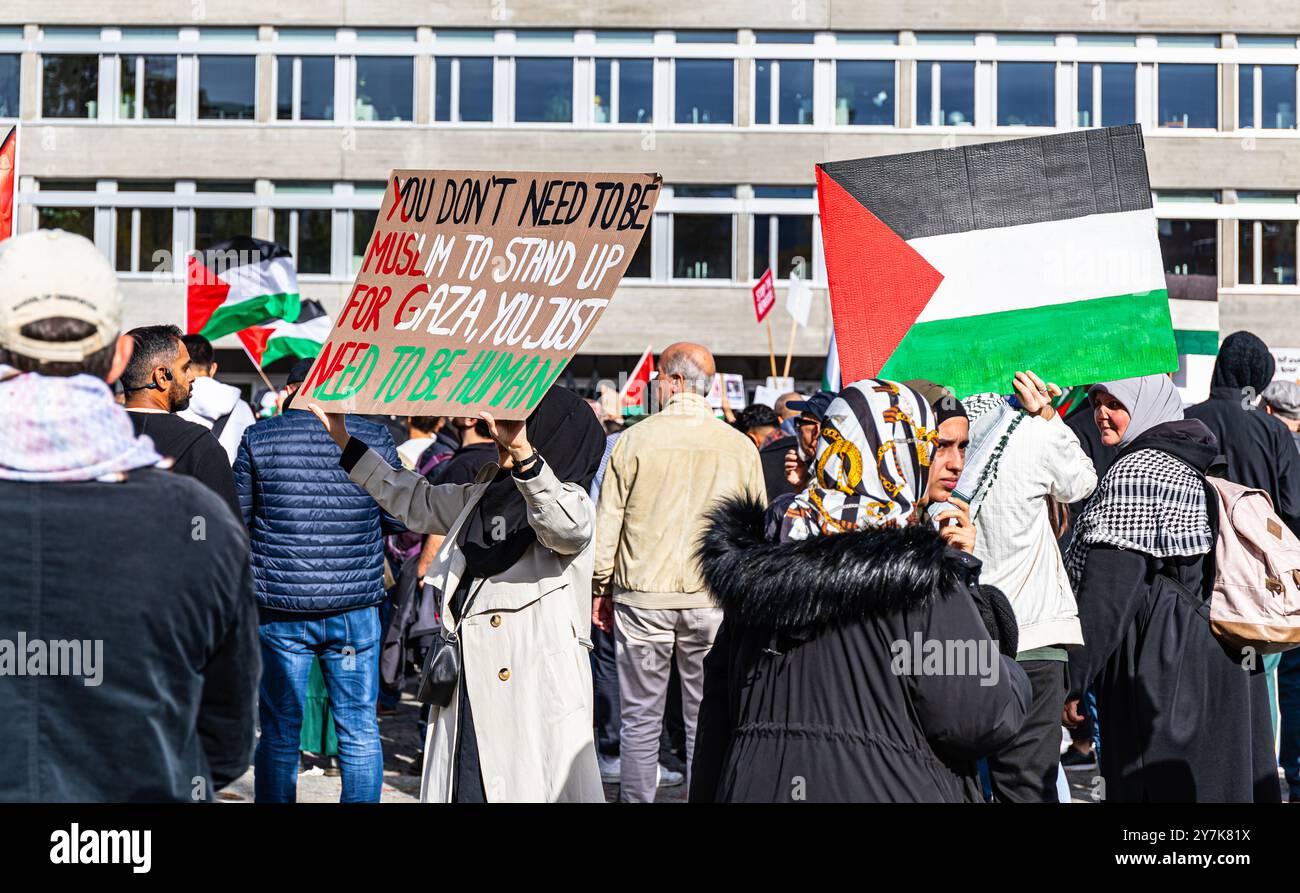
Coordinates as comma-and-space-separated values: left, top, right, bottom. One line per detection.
347, 446, 603, 803
593, 391, 767, 610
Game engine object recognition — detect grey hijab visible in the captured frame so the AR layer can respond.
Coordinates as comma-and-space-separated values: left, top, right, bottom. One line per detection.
1089, 374, 1183, 447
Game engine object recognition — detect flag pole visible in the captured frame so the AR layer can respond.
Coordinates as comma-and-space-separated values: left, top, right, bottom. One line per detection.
239, 340, 275, 393
765, 320, 777, 378
782, 316, 798, 379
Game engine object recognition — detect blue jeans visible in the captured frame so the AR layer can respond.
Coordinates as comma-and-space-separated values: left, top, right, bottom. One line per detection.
255, 605, 384, 803
1278, 649, 1300, 798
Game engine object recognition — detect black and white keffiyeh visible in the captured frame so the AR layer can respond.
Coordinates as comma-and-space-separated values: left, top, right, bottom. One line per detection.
1064, 447, 1212, 588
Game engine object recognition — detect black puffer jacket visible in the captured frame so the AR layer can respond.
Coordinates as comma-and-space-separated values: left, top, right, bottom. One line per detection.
690, 497, 1030, 803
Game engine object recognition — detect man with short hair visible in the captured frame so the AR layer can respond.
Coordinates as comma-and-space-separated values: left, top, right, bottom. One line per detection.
773, 391, 805, 437
122, 324, 239, 518
1263, 379, 1300, 454
0, 229, 258, 801
782, 389, 836, 491
593, 342, 766, 802
178, 333, 256, 464
235, 358, 404, 802
735, 403, 796, 502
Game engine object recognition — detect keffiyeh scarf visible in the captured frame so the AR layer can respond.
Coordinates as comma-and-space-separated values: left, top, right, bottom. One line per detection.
0, 365, 164, 482
782, 379, 937, 541
952, 392, 1027, 522
1063, 448, 1212, 588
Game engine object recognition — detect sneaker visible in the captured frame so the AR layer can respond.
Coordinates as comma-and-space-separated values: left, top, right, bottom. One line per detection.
1061, 747, 1097, 770
656, 764, 684, 788
597, 753, 620, 784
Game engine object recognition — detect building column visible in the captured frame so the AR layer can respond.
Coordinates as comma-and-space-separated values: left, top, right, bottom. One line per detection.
1220, 188, 1238, 290
737, 28, 754, 128
415, 26, 432, 125
1220, 33, 1237, 132
897, 30, 915, 128
20, 24, 39, 120
735, 183, 753, 283
256, 25, 274, 123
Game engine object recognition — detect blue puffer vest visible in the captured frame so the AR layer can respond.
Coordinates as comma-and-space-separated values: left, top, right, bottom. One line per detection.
234, 409, 404, 613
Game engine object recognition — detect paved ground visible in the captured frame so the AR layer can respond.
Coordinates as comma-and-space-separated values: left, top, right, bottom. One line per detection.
219, 688, 687, 803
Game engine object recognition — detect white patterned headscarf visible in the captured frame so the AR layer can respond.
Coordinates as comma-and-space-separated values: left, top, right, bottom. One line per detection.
782, 379, 937, 541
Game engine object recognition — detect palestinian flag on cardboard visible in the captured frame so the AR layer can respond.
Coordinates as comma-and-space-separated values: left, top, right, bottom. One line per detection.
817, 124, 1177, 396
237, 300, 331, 367
187, 236, 300, 341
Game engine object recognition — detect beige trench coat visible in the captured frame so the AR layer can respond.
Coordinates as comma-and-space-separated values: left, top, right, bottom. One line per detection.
348, 446, 603, 803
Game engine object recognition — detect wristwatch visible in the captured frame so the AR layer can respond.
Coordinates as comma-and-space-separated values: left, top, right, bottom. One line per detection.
512, 450, 542, 478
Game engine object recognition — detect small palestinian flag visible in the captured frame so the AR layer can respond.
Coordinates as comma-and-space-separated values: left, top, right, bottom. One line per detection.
238, 300, 332, 367
620, 345, 654, 416
187, 236, 300, 341
817, 124, 1177, 396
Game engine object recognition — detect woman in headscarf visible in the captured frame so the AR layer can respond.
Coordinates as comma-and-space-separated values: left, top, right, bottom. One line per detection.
690, 379, 1031, 803
1063, 374, 1279, 802
311, 386, 607, 802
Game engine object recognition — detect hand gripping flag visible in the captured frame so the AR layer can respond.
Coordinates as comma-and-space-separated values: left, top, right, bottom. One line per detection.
817, 124, 1177, 396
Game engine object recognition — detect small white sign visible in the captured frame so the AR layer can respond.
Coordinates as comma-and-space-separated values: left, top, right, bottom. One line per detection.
1272, 348, 1300, 382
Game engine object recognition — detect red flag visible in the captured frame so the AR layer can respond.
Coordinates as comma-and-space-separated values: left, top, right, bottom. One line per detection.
0, 126, 15, 242
619, 345, 655, 416
752, 267, 775, 323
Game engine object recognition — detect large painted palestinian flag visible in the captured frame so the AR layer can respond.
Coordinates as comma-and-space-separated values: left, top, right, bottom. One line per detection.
817, 124, 1177, 396
237, 299, 331, 367
187, 236, 300, 341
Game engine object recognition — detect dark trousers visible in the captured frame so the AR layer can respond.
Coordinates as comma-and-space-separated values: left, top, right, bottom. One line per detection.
591, 620, 621, 756
987, 660, 1067, 803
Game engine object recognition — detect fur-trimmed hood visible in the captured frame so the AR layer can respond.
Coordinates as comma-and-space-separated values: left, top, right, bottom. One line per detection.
696, 496, 979, 630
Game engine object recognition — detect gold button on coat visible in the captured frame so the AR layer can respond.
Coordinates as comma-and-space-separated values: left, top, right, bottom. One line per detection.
498, 668, 510, 681
490, 614, 502, 628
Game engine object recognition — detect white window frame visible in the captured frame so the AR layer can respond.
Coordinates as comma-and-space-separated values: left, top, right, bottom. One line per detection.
913, 59, 978, 129
1152, 61, 1219, 132
992, 59, 1058, 129
508, 55, 578, 127
273, 54, 339, 123
350, 54, 418, 125
590, 56, 655, 128
194, 53, 259, 124
432, 55, 497, 125
111, 205, 177, 275
115, 52, 180, 122
1237, 217, 1300, 287
749, 209, 821, 283
1236, 63, 1299, 131
830, 58, 897, 129
752, 57, 816, 128
669, 57, 737, 129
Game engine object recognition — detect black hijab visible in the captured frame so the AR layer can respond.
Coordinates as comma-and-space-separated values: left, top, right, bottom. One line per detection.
456, 385, 606, 579
1212, 330, 1275, 393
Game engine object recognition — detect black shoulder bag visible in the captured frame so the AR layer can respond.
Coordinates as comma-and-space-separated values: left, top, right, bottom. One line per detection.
415, 578, 486, 707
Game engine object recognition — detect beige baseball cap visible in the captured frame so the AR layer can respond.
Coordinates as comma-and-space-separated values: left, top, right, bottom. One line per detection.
0, 229, 122, 363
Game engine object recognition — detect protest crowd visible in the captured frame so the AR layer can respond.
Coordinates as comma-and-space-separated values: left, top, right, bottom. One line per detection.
4, 210, 1300, 804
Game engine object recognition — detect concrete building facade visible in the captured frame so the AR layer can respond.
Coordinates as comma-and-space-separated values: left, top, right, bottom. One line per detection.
2, 1, 1299, 395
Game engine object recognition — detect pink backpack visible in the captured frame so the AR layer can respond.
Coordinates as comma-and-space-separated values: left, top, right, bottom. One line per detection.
1206, 476, 1300, 654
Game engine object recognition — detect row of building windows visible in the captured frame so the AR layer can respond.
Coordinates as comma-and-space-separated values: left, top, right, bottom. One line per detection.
3, 54, 1285, 130
22, 181, 1296, 287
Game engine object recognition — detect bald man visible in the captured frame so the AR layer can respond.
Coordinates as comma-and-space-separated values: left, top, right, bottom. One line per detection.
592, 342, 766, 802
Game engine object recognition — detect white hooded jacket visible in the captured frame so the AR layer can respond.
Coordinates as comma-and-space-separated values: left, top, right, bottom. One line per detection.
178, 376, 257, 465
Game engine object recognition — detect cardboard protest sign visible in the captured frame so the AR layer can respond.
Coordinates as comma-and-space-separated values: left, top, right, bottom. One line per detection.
817, 124, 1177, 397
752, 268, 775, 323
300, 170, 661, 418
